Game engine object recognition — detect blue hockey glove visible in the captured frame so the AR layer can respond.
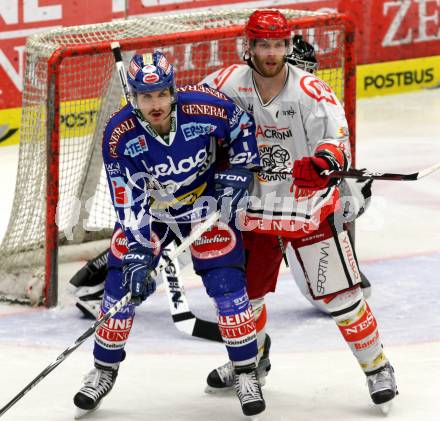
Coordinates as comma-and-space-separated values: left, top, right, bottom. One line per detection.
214, 167, 253, 223
122, 247, 156, 305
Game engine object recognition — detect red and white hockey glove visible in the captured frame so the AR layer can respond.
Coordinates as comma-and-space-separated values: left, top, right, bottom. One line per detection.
292, 156, 333, 190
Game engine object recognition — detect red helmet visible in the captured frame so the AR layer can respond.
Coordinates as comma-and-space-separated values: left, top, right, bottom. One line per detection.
245, 10, 291, 40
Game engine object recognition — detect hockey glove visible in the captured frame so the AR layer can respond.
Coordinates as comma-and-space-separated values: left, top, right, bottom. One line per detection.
214, 167, 253, 223
122, 247, 156, 305
292, 156, 332, 190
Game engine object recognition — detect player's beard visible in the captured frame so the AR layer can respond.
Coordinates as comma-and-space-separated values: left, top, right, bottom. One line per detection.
252, 54, 285, 77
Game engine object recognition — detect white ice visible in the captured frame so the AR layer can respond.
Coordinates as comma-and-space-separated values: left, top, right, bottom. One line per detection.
0, 89, 440, 420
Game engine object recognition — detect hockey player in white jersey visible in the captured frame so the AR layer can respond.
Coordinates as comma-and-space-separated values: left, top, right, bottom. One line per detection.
202, 10, 397, 411
285, 34, 372, 312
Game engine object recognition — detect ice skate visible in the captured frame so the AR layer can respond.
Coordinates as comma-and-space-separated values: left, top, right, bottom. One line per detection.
366, 362, 398, 414
205, 334, 271, 393
234, 364, 265, 417
73, 362, 119, 419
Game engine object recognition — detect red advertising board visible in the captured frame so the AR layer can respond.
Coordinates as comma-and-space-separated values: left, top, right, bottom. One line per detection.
0, 0, 114, 109
339, 0, 440, 64
0, 0, 339, 110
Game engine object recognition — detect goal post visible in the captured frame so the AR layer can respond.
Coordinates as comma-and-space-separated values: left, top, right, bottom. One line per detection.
0, 9, 356, 307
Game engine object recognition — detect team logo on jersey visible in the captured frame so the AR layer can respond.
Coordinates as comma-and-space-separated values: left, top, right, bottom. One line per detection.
110, 177, 133, 207
109, 118, 136, 158
181, 122, 216, 141
190, 222, 236, 259
255, 124, 292, 141
300, 75, 337, 105
257, 144, 291, 183
124, 135, 148, 157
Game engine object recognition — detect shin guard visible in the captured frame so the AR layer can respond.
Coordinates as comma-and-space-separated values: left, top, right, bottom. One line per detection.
326, 288, 388, 372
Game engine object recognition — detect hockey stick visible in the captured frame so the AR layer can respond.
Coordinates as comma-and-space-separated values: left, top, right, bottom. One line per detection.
252, 160, 440, 181
0, 211, 219, 417
110, 41, 131, 106
161, 245, 222, 342
110, 41, 222, 343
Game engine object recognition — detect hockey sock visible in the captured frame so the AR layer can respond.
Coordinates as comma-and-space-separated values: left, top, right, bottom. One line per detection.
214, 288, 258, 367
250, 297, 267, 362
93, 291, 135, 364
325, 288, 388, 373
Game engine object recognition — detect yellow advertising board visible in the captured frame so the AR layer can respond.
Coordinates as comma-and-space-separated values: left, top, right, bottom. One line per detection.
357, 55, 440, 98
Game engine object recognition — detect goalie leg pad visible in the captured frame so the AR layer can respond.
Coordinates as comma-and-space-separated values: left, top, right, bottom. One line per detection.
323, 287, 388, 373
93, 269, 136, 364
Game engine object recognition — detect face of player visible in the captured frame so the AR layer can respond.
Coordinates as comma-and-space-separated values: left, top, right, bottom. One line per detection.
250, 39, 288, 77
136, 88, 173, 132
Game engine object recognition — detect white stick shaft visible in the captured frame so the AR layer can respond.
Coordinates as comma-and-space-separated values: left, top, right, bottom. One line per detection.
110, 41, 131, 105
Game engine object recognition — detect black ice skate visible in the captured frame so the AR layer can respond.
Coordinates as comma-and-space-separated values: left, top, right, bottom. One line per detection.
234, 364, 266, 417
366, 362, 398, 414
205, 334, 271, 393
73, 362, 119, 419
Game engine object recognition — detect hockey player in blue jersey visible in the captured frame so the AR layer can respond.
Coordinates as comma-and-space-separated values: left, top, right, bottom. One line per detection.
73, 51, 265, 418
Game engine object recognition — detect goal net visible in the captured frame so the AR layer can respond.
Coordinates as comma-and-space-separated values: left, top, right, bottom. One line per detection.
0, 9, 356, 307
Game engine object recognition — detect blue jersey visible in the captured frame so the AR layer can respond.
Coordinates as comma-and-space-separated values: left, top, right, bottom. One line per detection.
102, 84, 260, 248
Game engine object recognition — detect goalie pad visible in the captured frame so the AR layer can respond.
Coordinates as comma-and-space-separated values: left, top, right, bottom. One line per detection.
339, 178, 373, 222
69, 249, 108, 319
70, 244, 192, 319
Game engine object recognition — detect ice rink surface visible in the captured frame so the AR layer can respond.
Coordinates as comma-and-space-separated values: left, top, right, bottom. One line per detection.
0, 89, 439, 420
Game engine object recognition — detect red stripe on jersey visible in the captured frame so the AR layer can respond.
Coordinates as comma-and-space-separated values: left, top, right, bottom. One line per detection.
214, 65, 239, 90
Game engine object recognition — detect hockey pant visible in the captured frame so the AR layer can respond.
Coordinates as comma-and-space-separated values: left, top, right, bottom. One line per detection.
94, 221, 258, 368
243, 217, 388, 373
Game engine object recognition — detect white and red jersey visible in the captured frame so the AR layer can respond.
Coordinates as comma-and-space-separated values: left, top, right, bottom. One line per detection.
201, 63, 351, 238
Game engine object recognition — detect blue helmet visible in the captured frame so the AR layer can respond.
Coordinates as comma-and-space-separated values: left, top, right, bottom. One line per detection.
127, 51, 175, 93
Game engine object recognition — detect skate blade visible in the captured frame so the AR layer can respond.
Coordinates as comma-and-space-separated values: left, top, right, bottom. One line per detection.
377, 401, 393, 416
204, 385, 234, 394
74, 402, 101, 419
204, 376, 266, 395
